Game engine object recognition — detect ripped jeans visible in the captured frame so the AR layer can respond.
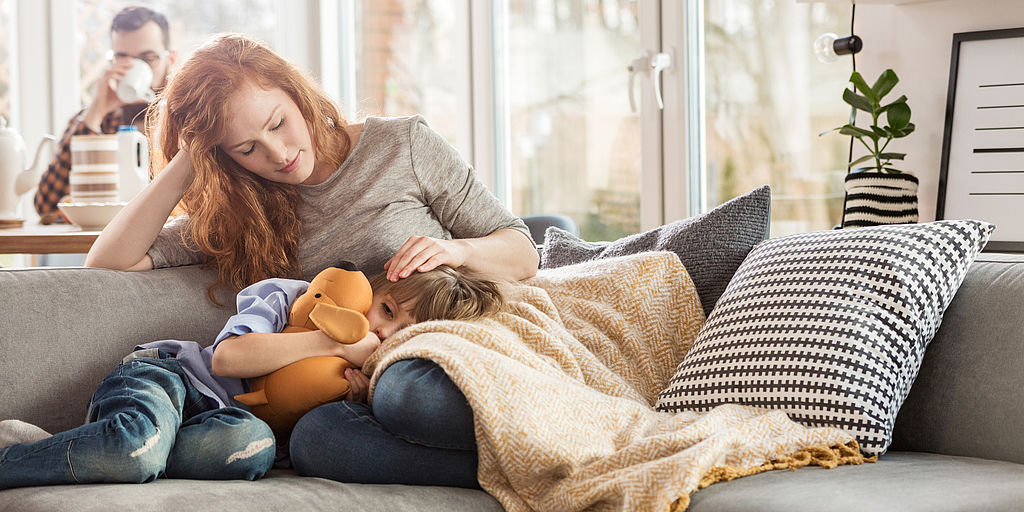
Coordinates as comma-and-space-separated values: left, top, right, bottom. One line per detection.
0, 352, 274, 489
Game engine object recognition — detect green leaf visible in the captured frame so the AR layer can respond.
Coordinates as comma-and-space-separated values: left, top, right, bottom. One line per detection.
883, 167, 905, 174
878, 152, 906, 160
887, 102, 911, 131
839, 125, 876, 138
872, 69, 899, 99
899, 123, 916, 137
870, 125, 888, 138
843, 88, 875, 113
849, 154, 876, 166
880, 95, 908, 110
849, 72, 879, 104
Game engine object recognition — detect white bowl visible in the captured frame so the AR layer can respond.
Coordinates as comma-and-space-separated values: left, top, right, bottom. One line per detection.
57, 202, 127, 229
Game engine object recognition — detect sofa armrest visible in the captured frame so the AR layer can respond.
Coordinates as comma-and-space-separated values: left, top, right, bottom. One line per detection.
0, 265, 233, 433
891, 253, 1024, 464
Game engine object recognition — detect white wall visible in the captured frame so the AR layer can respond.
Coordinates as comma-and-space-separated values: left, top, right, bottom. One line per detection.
855, 0, 1024, 221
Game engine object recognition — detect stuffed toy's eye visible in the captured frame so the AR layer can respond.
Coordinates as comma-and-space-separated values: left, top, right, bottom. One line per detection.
315, 293, 322, 298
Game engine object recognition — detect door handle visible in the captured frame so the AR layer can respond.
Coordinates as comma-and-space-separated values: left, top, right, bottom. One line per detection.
628, 51, 673, 112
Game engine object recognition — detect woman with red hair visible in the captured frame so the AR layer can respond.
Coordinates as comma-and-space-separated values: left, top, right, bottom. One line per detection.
84, 34, 537, 488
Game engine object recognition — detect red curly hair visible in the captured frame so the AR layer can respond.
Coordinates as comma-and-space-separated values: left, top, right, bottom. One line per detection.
147, 34, 351, 301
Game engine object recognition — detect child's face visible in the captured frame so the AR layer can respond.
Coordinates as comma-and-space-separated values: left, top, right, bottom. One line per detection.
366, 292, 417, 342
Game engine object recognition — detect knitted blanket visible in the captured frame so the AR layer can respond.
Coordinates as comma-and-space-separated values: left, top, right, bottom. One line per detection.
364, 252, 870, 511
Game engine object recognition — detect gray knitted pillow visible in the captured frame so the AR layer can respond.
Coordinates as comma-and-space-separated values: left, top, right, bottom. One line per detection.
541, 185, 771, 316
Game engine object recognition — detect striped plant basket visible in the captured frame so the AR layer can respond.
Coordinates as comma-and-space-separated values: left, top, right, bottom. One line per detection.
842, 171, 919, 228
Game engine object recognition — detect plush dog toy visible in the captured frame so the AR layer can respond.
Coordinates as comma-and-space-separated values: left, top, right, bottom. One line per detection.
234, 263, 373, 433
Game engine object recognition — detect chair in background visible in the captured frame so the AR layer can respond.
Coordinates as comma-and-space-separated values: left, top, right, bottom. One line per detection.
522, 214, 579, 246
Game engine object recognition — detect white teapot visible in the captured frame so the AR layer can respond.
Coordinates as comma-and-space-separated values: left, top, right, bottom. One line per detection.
0, 116, 55, 221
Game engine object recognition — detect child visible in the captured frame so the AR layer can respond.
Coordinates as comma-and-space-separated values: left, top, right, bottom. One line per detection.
0, 265, 505, 489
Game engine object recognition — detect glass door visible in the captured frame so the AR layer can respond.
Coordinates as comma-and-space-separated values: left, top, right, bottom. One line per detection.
345, 0, 466, 149
496, 0, 667, 240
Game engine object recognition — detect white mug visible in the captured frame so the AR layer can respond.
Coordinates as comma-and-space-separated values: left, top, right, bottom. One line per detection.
116, 58, 155, 104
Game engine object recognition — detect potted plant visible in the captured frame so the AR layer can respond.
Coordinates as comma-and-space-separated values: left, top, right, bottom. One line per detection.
826, 68, 919, 228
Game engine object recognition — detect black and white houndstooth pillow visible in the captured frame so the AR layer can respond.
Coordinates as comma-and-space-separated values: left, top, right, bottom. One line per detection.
655, 220, 994, 456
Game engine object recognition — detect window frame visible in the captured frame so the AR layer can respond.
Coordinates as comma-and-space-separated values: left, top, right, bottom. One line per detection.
22, 0, 702, 234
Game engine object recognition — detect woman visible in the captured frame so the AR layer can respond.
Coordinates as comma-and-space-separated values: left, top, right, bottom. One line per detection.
85, 33, 538, 488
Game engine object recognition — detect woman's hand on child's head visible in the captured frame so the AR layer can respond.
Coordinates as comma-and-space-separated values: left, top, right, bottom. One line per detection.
344, 368, 370, 403
384, 236, 468, 282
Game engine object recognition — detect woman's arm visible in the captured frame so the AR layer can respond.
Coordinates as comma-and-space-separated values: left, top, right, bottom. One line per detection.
84, 150, 194, 271
211, 330, 381, 379
396, 117, 538, 282
384, 227, 538, 282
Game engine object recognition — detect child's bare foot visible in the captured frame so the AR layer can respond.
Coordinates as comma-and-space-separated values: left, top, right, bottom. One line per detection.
341, 332, 382, 367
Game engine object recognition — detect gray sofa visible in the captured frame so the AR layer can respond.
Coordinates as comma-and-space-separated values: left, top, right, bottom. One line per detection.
1, 254, 1022, 511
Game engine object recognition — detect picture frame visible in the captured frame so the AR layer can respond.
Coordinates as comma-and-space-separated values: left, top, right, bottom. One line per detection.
937, 27, 1024, 252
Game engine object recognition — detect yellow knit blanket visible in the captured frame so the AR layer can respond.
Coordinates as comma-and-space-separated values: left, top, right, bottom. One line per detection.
364, 252, 870, 511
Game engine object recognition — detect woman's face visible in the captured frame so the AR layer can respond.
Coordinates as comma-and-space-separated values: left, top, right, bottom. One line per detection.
220, 82, 319, 185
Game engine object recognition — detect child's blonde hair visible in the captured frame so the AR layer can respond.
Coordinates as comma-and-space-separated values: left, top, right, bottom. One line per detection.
368, 266, 506, 322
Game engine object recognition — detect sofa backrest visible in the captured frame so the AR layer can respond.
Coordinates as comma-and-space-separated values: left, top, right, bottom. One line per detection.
1, 255, 1021, 463
889, 253, 1024, 464
0, 265, 233, 432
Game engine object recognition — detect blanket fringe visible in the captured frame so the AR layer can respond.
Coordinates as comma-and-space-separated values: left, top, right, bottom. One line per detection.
668, 441, 876, 512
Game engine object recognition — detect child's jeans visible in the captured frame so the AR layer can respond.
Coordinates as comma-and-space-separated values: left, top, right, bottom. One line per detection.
289, 358, 479, 488
0, 350, 275, 489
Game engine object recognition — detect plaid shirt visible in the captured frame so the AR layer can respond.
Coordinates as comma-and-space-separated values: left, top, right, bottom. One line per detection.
34, 104, 146, 223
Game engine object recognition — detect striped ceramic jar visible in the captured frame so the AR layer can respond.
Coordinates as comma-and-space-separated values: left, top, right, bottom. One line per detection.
70, 134, 119, 204
842, 171, 919, 228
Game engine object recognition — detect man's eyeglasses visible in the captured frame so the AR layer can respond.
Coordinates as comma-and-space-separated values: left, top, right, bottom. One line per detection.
105, 49, 170, 67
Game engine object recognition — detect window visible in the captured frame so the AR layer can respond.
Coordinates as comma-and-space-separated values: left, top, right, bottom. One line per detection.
348, 0, 463, 147
702, 0, 852, 235
501, 0, 645, 241
75, 0, 279, 108
0, 0, 11, 122
333, 1, 663, 242
0, 0, 13, 268
21, 0, 852, 248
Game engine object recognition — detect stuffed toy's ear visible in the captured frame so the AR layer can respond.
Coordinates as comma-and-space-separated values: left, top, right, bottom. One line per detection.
310, 303, 370, 344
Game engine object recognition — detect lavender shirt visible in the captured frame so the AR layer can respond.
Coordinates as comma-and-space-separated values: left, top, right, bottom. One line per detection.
138, 278, 309, 409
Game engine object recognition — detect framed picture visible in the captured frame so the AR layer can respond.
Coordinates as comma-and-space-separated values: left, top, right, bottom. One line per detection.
937, 27, 1024, 252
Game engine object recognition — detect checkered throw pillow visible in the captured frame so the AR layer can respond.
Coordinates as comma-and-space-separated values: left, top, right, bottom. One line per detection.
655, 219, 994, 455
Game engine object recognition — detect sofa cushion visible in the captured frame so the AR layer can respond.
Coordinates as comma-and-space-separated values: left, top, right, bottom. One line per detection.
0, 265, 234, 433
688, 451, 1024, 512
655, 220, 994, 455
540, 185, 770, 316
0, 470, 504, 512
890, 253, 1024, 464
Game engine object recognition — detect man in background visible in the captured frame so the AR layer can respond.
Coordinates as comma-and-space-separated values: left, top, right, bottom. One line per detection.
34, 6, 176, 224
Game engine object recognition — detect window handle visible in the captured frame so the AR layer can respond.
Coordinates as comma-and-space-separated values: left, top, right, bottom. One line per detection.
628, 52, 673, 112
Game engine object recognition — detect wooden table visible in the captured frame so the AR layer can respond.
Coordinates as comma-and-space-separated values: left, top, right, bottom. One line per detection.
0, 223, 101, 254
